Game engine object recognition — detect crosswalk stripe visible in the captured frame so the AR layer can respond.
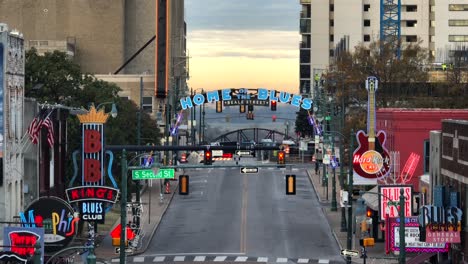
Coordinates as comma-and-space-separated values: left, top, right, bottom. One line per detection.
153, 256, 165, 262
235, 256, 248, 262
318, 260, 329, 264
297, 258, 309, 263
276, 258, 288, 263
111, 259, 119, 263
174, 256, 186, 261
133, 257, 145, 262
194, 256, 206, 262
257, 257, 268, 262
214, 256, 227, 261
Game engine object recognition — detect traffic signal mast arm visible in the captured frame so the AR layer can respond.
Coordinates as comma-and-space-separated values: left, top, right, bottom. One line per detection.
106, 145, 281, 152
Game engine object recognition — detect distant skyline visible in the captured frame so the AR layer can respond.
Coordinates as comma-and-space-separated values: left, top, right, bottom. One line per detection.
185, 1, 300, 94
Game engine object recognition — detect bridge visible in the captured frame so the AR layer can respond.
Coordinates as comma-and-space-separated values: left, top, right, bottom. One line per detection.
209, 128, 290, 144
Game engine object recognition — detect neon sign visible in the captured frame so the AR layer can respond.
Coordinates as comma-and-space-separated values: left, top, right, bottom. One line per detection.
19, 197, 78, 253
378, 185, 412, 221
3, 227, 44, 261
179, 88, 313, 110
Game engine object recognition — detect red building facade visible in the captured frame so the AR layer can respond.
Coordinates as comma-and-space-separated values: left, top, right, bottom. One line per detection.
376, 108, 468, 191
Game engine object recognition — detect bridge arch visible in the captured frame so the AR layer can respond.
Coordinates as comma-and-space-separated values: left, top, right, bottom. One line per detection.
210, 128, 288, 144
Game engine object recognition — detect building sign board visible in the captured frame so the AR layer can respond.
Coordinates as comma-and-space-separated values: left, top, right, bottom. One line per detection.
19, 197, 78, 253
378, 185, 412, 221
179, 88, 313, 111
388, 217, 448, 253
66, 106, 119, 223
3, 227, 44, 262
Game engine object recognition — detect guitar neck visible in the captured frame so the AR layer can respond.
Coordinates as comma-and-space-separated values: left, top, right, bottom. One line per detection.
368, 88, 376, 150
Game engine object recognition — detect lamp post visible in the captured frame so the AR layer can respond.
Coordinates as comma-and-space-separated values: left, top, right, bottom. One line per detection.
346, 129, 354, 264
119, 149, 128, 264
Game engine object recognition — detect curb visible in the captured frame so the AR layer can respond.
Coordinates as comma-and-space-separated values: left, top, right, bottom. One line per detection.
305, 169, 347, 263
133, 180, 178, 255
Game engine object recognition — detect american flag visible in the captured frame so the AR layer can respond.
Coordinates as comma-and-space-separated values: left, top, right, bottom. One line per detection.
27, 115, 44, 144
26, 112, 54, 148
42, 116, 54, 148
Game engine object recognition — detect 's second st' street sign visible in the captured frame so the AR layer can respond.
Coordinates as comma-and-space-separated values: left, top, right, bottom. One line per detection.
240, 167, 259, 174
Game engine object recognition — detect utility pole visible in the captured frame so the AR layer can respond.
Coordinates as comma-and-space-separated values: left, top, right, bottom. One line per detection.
119, 149, 128, 264
399, 187, 406, 264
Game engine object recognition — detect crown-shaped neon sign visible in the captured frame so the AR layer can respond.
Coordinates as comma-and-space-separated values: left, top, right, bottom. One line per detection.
77, 105, 109, 124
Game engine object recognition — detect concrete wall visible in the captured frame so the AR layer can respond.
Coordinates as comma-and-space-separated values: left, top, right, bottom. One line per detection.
0, 0, 126, 74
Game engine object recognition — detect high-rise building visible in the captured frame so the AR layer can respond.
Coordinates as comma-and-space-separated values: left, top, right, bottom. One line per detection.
299, 0, 468, 94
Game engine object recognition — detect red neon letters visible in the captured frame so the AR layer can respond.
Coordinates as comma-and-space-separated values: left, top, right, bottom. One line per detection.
84, 129, 102, 182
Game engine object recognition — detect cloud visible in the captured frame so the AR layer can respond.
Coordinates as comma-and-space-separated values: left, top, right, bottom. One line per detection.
185, 0, 299, 31
188, 30, 300, 59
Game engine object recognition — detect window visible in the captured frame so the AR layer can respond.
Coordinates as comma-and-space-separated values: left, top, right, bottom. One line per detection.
449, 4, 468, 11
443, 136, 453, 157
423, 140, 430, 173
364, 20, 371, 27
330, 34, 334, 42
329, 49, 335, 57
142, 97, 153, 112
364, 35, 371, 42
330, 19, 334, 27
406, 35, 417, 42
449, 35, 468, 42
449, 20, 468, 26
406, 5, 417, 12
300, 50, 311, 63
330, 4, 334, 12
364, 4, 370, 12
406, 20, 417, 27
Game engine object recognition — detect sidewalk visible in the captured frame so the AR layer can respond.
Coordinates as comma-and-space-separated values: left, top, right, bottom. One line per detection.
94, 177, 178, 260
306, 168, 399, 264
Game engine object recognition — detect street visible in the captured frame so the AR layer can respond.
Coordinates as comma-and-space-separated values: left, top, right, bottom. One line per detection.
132, 157, 344, 263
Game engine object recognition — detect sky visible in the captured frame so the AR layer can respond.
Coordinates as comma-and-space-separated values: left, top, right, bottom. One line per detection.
185, 0, 300, 93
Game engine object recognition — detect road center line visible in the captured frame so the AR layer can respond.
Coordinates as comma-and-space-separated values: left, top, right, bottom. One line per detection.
240, 174, 248, 253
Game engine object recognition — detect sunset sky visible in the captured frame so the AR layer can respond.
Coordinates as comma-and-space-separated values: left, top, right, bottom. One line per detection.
185, 0, 300, 94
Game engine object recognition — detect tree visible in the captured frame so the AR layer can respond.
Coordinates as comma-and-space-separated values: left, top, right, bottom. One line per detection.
294, 108, 314, 138
25, 49, 162, 186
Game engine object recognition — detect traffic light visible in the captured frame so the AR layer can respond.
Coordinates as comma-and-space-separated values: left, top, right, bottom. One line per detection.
271, 100, 277, 111
272, 115, 276, 122
179, 175, 189, 195
204, 150, 212, 165
216, 101, 223, 113
286, 175, 296, 195
366, 207, 373, 218
239, 104, 246, 113
277, 150, 285, 165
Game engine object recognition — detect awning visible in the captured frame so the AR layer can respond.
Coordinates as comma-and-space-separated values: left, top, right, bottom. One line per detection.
362, 186, 379, 211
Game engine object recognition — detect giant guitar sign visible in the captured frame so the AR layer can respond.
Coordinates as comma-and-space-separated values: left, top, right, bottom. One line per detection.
353, 77, 391, 184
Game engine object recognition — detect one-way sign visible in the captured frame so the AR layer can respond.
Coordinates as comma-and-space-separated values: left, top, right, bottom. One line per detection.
236, 150, 252, 156
340, 249, 359, 257
240, 167, 259, 174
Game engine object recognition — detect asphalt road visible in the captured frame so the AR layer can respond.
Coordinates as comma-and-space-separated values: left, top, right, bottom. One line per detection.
142, 158, 344, 263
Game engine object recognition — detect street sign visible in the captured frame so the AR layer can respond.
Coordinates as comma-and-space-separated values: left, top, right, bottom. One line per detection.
115, 247, 133, 254
340, 249, 359, 257
240, 167, 259, 174
236, 150, 252, 156
132, 168, 175, 180
156, 168, 175, 179
132, 169, 155, 180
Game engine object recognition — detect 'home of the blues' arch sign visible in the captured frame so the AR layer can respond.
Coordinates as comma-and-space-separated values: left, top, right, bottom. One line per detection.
180, 88, 313, 110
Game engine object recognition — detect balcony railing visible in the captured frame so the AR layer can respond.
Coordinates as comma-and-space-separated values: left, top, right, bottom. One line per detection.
300, 0, 311, 4
300, 26, 311, 34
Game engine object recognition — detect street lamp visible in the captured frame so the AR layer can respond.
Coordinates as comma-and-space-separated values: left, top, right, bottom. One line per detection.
96, 102, 118, 118
358, 188, 407, 264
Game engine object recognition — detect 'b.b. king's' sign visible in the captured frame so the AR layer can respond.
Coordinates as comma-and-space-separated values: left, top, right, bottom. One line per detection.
66, 106, 119, 223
